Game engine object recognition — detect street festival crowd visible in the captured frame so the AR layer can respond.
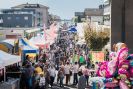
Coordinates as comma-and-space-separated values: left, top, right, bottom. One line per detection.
19, 42, 133, 89
20, 43, 93, 89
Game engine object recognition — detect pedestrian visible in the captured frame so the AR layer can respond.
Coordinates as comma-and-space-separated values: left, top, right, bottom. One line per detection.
79, 63, 85, 73
39, 73, 45, 89
78, 72, 86, 89
79, 54, 85, 66
44, 67, 50, 89
72, 62, 79, 85
48, 65, 56, 88
24, 64, 34, 89
35, 64, 43, 75
95, 62, 99, 72
86, 54, 91, 68
83, 66, 90, 86
64, 62, 71, 85
58, 67, 65, 87
20, 69, 27, 89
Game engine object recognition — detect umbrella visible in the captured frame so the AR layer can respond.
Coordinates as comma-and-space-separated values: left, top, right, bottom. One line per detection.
68, 27, 77, 32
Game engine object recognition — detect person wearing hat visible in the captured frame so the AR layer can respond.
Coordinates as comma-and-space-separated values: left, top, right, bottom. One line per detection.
35, 64, 43, 75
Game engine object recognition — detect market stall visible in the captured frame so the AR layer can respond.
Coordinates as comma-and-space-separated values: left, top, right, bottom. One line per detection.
0, 42, 13, 54
0, 50, 21, 81
29, 34, 49, 49
2, 39, 15, 46
0, 50, 21, 89
21, 45, 38, 61
0, 50, 21, 67
0, 42, 14, 53
19, 38, 39, 62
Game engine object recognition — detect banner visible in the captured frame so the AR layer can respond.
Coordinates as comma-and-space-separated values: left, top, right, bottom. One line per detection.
91, 51, 104, 62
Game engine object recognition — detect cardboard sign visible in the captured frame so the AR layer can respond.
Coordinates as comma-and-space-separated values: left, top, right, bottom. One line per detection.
91, 51, 105, 62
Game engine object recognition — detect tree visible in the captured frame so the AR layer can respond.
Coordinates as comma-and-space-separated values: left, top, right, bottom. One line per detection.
84, 24, 110, 51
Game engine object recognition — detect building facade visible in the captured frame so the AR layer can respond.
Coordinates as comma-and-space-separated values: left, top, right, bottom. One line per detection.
111, 0, 133, 53
74, 12, 85, 22
103, 0, 111, 26
84, 8, 104, 25
0, 3, 49, 28
74, 8, 104, 25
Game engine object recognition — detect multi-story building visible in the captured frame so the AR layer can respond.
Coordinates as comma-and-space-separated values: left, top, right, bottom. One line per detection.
103, 0, 111, 26
84, 8, 104, 25
74, 7, 104, 25
0, 3, 49, 28
0, 9, 36, 28
75, 12, 85, 22
0, 3, 49, 40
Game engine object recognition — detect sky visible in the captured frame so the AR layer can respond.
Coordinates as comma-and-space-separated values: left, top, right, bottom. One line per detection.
0, 0, 103, 19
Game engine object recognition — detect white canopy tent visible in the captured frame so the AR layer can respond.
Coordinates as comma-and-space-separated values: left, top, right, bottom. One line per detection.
29, 34, 50, 48
0, 61, 4, 69
0, 50, 21, 81
0, 50, 21, 67
2, 39, 15, 46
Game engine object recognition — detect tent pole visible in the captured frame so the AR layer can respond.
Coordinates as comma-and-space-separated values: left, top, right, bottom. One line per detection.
4, 67, 6, 82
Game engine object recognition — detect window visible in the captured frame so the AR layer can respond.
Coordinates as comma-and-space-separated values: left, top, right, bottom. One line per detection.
16, 25, 20, 27
24, 16, 28, 20
7, 17, 11, 20
16, 17, 20, 20
25, 25, 28, 27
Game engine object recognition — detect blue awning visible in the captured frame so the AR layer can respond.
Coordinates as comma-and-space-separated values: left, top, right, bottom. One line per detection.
68, 27, 77, 32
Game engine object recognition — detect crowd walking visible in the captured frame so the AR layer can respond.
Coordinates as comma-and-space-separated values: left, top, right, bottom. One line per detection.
19, 45, 95, 89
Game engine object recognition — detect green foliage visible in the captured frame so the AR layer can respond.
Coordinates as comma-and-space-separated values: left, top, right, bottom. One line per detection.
84, 25, 110, 51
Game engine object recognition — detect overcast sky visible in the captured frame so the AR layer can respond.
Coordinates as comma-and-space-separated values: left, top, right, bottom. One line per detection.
0, 0, 103, 19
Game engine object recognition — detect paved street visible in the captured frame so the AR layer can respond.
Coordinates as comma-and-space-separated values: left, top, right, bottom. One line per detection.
48, 71, 91, 89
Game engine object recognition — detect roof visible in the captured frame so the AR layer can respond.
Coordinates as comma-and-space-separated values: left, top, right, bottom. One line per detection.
75, 12, 85, 16
84, 8, 103, 16
0, 50, 21, 67
11, 3, 49, 9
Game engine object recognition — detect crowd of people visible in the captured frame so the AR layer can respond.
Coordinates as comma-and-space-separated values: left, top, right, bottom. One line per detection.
19, 46, 97, 89
19, 30, 99, 89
